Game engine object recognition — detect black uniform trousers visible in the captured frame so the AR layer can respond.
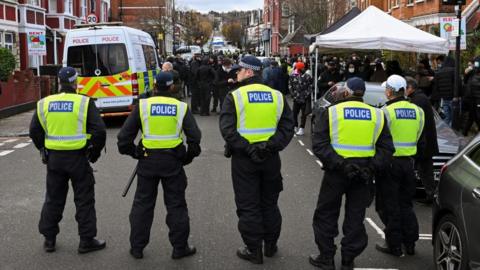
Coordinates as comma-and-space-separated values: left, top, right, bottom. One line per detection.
190, 85, 201, 113
129, 154, 190, 251
231, 153, 283, 251
292, 101, 310, 128
416, 157, 435, 199
39, 151, 97, 240
377, 157, 419, 249
313, 170, 371, 260
199, 83, 211, 114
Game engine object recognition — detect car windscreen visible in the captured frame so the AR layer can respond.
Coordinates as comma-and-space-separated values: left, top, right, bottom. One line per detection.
323, 83, 387, 108
67, 43, 129, 77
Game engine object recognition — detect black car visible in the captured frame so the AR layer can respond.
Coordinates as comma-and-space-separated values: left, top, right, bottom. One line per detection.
311, 82, 459, 183
433, 134, 480, 270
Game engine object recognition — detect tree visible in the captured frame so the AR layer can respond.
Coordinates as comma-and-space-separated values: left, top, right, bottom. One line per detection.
0, 48, 15, 81
284, 0, 330, 34
177, 10, 213, 45
222, 22, 243, 47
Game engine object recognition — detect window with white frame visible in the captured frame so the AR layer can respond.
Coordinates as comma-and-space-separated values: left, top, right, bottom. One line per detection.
80, 0, 87, 18
101, 2, 108, 22
288, 16, 295, 34
407, 0, 414, 4
64, 0, 73, 14
49, 0, 57, 13
28, 0, 40, 6
281, 3, 289, 17
4, 32, 14, 51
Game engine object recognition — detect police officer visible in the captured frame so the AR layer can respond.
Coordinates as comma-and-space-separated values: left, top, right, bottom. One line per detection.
310, 77, 394, 270
117, 72, 201, 259
29, 67, 107, 253
219, 55, 294, 264
375, 75, 425, 257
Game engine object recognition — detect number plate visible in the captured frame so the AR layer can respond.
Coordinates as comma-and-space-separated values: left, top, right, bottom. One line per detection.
95, 96, 133, 108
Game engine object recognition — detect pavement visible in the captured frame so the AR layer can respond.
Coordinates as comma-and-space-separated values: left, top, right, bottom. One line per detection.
0, 107, 437, 270
0, 110, 34, 137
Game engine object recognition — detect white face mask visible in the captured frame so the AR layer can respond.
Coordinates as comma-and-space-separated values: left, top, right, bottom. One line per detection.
348, 68, 355, 73
223, 66, 231, 72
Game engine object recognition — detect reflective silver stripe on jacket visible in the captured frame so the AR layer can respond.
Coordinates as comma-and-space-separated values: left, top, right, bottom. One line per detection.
41, 96, 88, 141
38, 98, 47, 133
382, 106, 391, 127
142, 100, 186, 141
330, 105, 379, 152
234, 89, 282, 135
416, 108, 424, 141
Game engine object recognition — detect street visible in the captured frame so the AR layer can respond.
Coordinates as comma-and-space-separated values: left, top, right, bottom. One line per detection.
0, 112, 435, 270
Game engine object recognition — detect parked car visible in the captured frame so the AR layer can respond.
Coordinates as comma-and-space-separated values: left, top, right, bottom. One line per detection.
432, 134, 480, 270
311, 82, 459, 183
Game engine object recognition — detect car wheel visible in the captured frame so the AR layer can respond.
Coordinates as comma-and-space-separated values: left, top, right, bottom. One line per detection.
434, 214, 469, 270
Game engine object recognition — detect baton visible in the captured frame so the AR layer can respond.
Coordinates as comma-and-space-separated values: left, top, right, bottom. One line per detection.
122, 165, 138, 197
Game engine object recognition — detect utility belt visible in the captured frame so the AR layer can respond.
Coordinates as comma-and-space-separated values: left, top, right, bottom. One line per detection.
47, 148, 87, 155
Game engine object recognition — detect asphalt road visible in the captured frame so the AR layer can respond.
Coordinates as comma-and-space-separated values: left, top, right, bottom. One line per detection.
0, 111, 435, 270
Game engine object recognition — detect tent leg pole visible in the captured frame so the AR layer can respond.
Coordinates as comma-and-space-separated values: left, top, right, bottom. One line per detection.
314, 47, 318, 103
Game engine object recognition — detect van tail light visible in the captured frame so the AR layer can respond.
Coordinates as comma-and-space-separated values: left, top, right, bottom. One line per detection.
131, 73, 139, 96
440, 164, 448, 176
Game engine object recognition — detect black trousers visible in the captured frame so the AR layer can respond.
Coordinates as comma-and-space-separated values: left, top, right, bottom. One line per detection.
190, 85, 201, 112
199, 85, 211, 114
313, 170, 371, 260
292, 101, 310, 128
129, 156, 189, 250
463, 98, 480, 135
416, 157, 435, 199
211, 88, 219, 111
231, 153, 283, 251
378, 157, 419, 248
39, 151, 97, 240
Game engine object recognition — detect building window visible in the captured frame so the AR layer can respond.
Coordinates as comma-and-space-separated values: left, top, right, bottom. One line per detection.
4, 32, 14, 51
80, 0, 87, 18
407, 0, 414, 4
90, 0, 96, 13
28, 0, 40, 6
288, 16, 295, 33
64, 0, 73, 14
49, 0, 57, 13
101, 2, 107, 22
281, 3, 289, 17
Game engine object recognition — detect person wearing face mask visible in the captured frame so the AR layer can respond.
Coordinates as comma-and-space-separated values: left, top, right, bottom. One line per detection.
344, 63, 359, 81
214, 58, 237, 110
462, 57, 480, 136
432, 55, 455, 126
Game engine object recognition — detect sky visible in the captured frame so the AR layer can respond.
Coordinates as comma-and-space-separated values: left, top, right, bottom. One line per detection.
176, 0, 263, 13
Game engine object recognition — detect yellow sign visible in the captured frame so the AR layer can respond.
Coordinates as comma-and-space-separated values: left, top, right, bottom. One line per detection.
157, 33, 164, 41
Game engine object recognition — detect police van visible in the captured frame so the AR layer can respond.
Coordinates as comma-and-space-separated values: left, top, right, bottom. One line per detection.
63, 23, 160, 116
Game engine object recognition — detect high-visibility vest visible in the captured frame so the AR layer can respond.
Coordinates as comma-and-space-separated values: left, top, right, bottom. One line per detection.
139, 96, 187, 149
37, 93, 89, 150
232, 83, 284, 143
383, 100, 424, 157
328, 101, 384, 158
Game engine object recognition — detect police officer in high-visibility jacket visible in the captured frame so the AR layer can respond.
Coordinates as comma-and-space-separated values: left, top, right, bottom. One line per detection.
219, 55, 294, 264
375, 75, 425, 257
310, 77, 394, 270
117, 72, 201, 260
29, 67, 107, 253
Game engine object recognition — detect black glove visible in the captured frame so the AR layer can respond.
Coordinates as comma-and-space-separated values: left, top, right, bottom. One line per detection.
359, 166, 374, 182
88, 150, 101, 163
183, 143, 201, 165
246, 142, 271, 163
40, 147, 48, 164
224, 144, 232, 158
341, 161, 361, 180
133, 145, 145, 160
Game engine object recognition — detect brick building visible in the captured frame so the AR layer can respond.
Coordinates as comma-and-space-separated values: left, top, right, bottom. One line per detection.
355, 0, 478, 34
0, 0, 110, 72
110, 0, 174, 54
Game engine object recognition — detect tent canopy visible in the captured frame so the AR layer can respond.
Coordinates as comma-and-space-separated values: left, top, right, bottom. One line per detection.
310, 6, 449, 54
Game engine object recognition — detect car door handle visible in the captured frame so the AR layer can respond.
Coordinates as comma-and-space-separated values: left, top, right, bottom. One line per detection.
473, 188, 480, 199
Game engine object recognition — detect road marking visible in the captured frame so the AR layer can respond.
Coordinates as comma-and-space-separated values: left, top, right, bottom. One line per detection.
420, 234, 432, 237
306, 149, 314, 156
0, 150, 14, 156
27, 139, 32, 143
316, 160, 323, 168
298, 140, 305, 146
420, 236, 432, 240
365, 218, 385, 239
0, 143, 4, 146
355, 268, 398, 270
13, 143, 30, 149
3, 139, 18, 143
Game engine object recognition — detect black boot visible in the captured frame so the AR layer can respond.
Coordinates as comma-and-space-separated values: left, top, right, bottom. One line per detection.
172, 245, 196, 259
130, 248, 144, 259
43, 238, 56, 253
404, 243, 415, 255
308, 254, 335, 270
375, 241, 404, 257
237, 247, 263, 264
264, 242, 278, 257
341, 259, 355, 270
78, 238, 106, 254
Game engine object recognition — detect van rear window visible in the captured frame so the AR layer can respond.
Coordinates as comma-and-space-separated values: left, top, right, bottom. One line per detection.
67, 43, 129, 76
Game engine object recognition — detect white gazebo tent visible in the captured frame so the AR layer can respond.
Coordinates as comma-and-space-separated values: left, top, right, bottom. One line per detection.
310, 5, 449, 99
